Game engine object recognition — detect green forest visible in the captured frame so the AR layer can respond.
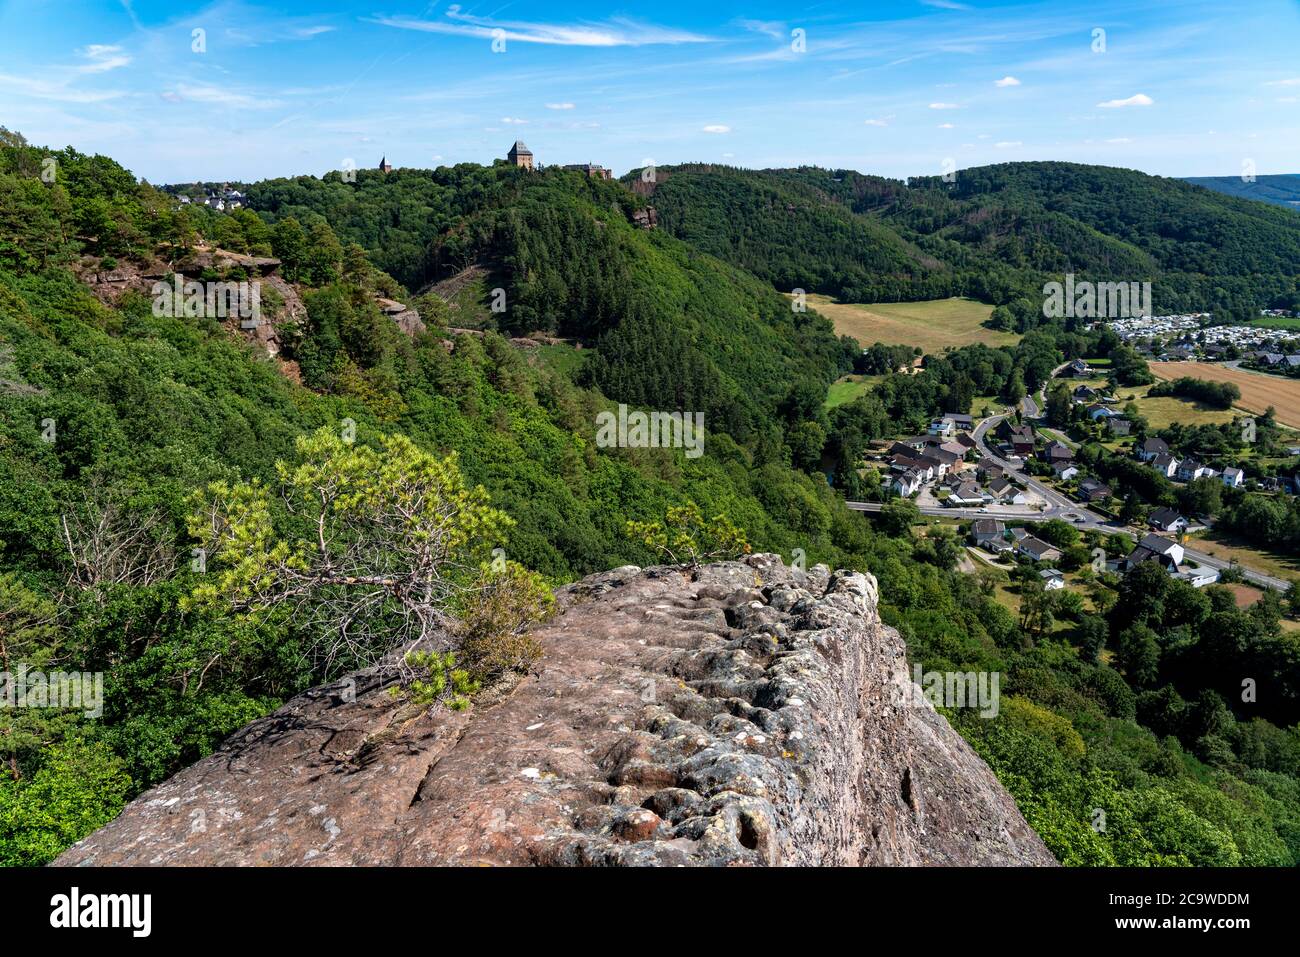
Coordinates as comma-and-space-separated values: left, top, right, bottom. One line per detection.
632, 162, 1300, 324
1, 128, 1298, 867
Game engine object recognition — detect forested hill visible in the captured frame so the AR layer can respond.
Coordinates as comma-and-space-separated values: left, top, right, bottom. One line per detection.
244, 164, 852, 443
1184, 173, 1300, 212
5, 129, 1300, 870
628, 161, 1300, 322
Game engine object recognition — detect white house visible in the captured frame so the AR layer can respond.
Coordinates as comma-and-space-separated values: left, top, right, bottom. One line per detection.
1150, 453, 1179, 478
927, 417, 956, 437
1039, 568, 1065, 590
891, 468, 923, 496
1148, 507, 1188, 534
1176, 460, 1213, 482
1221, 467, 1245, 488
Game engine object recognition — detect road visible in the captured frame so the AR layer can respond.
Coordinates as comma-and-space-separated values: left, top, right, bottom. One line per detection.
851, 391, 1291, 591
1018, 361, 1071, 419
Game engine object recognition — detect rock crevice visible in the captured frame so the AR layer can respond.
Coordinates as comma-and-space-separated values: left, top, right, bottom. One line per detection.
55, 555, 1056, 867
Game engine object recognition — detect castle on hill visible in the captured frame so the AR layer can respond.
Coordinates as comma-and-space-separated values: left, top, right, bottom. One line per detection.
505, 140, 610, 179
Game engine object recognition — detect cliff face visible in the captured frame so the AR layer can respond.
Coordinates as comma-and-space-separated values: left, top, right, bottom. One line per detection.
55, 556, 1056, 867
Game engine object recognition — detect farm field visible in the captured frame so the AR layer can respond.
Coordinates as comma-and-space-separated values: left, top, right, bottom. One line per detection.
1077, 376, 1237, 431
1254, 316, 1300, 332
805, 295, 1018, 354
1150, 361, 1300, 428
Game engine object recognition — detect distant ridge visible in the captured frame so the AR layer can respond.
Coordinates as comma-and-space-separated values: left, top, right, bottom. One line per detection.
1184, 173, 1300, 211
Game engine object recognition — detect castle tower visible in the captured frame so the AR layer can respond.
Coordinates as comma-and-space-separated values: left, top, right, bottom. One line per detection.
506, 140, 533, 170
379, 156, 392, 173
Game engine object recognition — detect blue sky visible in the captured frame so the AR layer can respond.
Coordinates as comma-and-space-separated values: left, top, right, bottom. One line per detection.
1, 0, 1297, 184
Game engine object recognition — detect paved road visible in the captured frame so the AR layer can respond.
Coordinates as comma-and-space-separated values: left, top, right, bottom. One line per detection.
1019, 361, 1071, 419
854, 394, 1291, 591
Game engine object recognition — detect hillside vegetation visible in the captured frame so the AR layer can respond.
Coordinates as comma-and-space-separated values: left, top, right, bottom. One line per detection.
2, 129, 1299, 868
632, 162, 1300, 326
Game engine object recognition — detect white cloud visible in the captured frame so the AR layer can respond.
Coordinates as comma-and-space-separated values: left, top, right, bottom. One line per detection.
172, 83, 283, 109
937, 122, 954, 128
994, 76, 1020, 87
369, 8, 713, 47
546, 102, 575, 110
864, 118, 889, 127
1264, 78, 1300, 87
702, 124, 731, 133
1097, 93, 1154, 108
995, 141, 1022, 148
78, 44, 132, 73
501, 116, 528, 124
921, 0, 971, 9
929, 102, 959, 109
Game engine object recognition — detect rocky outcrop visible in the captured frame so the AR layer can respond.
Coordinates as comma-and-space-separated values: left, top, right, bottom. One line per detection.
54, 555, 1055, 867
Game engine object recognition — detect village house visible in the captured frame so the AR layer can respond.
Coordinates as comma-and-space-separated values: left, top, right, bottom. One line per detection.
891, 468, 923, 496
997, 421, 1036, 456
970, 518, 1008, 551
1077, 477, 1112, 502
1137, 437, 1169, 462
1221, 466, 1245, 488
1125, 533, 1184, 570
984, 477, 1026, 504
1150, 452, 1179, 478
1042, 440, 1074, 464
1039, 568, 1066, 590
1086, 404, 1122, 422
1148, 507, 1188, 534
947, 482, 988, 507
1106, 417, 1132, 436
927, 417, 956, 437
1053, 462, 1080, 481
1176, 459, 1213, 482
1017, 536, 1062, 563
1067, 358, 1094, 377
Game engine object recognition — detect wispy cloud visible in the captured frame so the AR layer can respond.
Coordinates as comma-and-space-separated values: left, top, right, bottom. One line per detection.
921, 0, 971, 9
370, 7, 714, 47
929, 102, 960, 109
77, 45, 132, 74
702, 124, 731, 133
170, 83, 283, 109
994, 75, 1020, 87
546, 102, 575, 110
1097, 93, 1154, 108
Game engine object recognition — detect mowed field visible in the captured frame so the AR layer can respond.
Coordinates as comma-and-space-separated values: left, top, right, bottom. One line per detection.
804, 295, 1017, 354
825, 373, 883, 409
1150, 362, 1300, 428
